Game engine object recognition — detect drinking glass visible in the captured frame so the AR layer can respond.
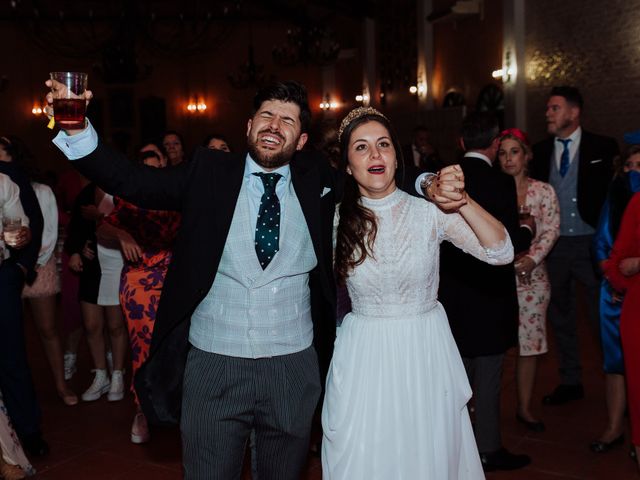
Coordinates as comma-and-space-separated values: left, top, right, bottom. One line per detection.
518, 204, 531, 220
2, 216, 22, 247
49, 71, 88, 129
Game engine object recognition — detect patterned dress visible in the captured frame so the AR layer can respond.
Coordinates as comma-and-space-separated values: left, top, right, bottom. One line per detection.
101, 198, 181, 405
516, 178, 560, 356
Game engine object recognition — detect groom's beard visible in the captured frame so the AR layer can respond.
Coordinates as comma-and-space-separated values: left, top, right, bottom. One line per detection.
247, 131, 298, 169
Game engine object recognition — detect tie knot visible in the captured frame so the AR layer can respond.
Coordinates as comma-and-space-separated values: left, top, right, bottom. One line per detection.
254, 172, 282, 191
557, 138, 572, 148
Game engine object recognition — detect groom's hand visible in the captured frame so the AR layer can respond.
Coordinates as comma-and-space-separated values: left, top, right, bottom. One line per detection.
426, 164, 467, 211
44, 78, 93, 135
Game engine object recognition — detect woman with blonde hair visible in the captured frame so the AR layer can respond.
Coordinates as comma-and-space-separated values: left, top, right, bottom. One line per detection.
498, 128, 560, 431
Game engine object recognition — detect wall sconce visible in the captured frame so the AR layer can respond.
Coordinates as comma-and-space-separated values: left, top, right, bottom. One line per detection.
31, 102, 45, 115
319, 94, 338, 111
409, 82, 427, 97
186, 97, 207, 113
493, 51, 517, 83
355, 93, 370, 103
491, 67, 516, 81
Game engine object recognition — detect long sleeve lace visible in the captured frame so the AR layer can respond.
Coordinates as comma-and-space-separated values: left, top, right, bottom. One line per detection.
436, 208, 513, 265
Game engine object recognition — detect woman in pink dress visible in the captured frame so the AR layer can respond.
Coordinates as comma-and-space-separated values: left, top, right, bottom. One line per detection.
498, 128, 560, 431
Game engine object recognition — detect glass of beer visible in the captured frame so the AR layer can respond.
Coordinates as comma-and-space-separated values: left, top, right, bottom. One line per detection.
2, 217, 22, 247
49, 72, 88, 129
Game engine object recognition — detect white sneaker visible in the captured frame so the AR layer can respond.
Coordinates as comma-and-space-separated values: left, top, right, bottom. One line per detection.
107, 370, 125, 402
81, 369, 110, 402
63, 351, 77, 380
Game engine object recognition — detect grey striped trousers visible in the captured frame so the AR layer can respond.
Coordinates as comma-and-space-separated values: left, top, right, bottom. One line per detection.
181, 346, 321, 480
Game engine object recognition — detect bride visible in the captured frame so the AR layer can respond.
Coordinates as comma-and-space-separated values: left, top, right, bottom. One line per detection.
321, 107, 513, 479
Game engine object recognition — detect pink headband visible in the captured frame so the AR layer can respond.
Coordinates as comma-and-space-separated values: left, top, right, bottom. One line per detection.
499, 128, 530, 147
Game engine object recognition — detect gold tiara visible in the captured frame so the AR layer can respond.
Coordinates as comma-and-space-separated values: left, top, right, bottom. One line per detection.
338, 107, 388, 143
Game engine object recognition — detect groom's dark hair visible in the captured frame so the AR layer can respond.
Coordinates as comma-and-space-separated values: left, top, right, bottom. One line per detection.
252, 81, 312, 133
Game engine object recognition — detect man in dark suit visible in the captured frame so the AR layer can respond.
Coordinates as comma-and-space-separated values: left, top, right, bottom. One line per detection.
530, 86, 618, 405
439, 112, 532, 472
50, 81, 338, 480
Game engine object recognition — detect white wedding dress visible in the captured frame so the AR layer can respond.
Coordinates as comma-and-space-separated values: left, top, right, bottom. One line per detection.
322, 189, 512, 480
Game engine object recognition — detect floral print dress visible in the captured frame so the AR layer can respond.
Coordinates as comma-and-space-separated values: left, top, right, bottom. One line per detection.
102, 198, 181, 405
517, 178, 560, 356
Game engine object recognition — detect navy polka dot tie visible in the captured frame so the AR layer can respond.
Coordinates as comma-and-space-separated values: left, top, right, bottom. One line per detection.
253, 172, 282, 269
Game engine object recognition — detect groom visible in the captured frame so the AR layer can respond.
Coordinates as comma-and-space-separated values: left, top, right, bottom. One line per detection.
50, 81, 338, 479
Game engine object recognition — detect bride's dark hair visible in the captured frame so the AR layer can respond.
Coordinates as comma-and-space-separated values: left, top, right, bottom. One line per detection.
334, 111, 403, 286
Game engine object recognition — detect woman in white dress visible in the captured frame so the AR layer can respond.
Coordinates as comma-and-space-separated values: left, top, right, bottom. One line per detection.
322, 107, 514, 479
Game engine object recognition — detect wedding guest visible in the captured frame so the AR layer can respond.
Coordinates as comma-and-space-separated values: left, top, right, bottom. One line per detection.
530, 86, 618, 405
97, 147, 181, 444
23, 178, 77, 406
498, 128, 560, 431
162, 131, 186, 166
0, 137, 48, 458
591, 146, 640, 452
65, 183, 127, 403
203, 134, 231, 152
438, 113, 533, 472
605, 189, 640, 466
0, 173, 36, 478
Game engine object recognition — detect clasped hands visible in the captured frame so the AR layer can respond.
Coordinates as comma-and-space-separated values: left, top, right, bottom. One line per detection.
425, 165, 466, 211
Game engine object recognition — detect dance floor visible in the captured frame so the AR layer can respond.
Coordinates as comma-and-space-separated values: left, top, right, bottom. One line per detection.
24, 296, 637, 479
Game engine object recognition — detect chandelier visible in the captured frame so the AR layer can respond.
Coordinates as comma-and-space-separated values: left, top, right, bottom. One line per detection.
272, 24, 340, 67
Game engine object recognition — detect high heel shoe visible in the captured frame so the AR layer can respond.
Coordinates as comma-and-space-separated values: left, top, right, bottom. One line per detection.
515, 413, 545, 432
589, 434, 624, 453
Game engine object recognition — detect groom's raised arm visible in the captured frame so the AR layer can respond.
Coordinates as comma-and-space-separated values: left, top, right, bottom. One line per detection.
52, 120, 187, 212
47, 78, 187, 211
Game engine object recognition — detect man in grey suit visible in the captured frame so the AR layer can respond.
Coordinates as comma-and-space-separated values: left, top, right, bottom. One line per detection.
530, 86, 619, 405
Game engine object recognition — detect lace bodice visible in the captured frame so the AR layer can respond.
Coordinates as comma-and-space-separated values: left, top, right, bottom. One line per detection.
343, 189, 512, 318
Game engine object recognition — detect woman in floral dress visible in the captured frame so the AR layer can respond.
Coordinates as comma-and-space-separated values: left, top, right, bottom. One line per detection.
97, 145, 180, 444
498, 128, 560, 431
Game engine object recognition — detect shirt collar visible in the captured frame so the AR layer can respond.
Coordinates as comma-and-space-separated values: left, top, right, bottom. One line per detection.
244, 153, 291, 181
464, 151, 492, 166
556, 126, 582, 145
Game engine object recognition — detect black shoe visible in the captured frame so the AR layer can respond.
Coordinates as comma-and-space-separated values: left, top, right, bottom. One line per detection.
589, 434, 624, 453
20, 433, 49, 457
516, 413, 545, 432
480, 447, 531, 472
542, 384, 584, 405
